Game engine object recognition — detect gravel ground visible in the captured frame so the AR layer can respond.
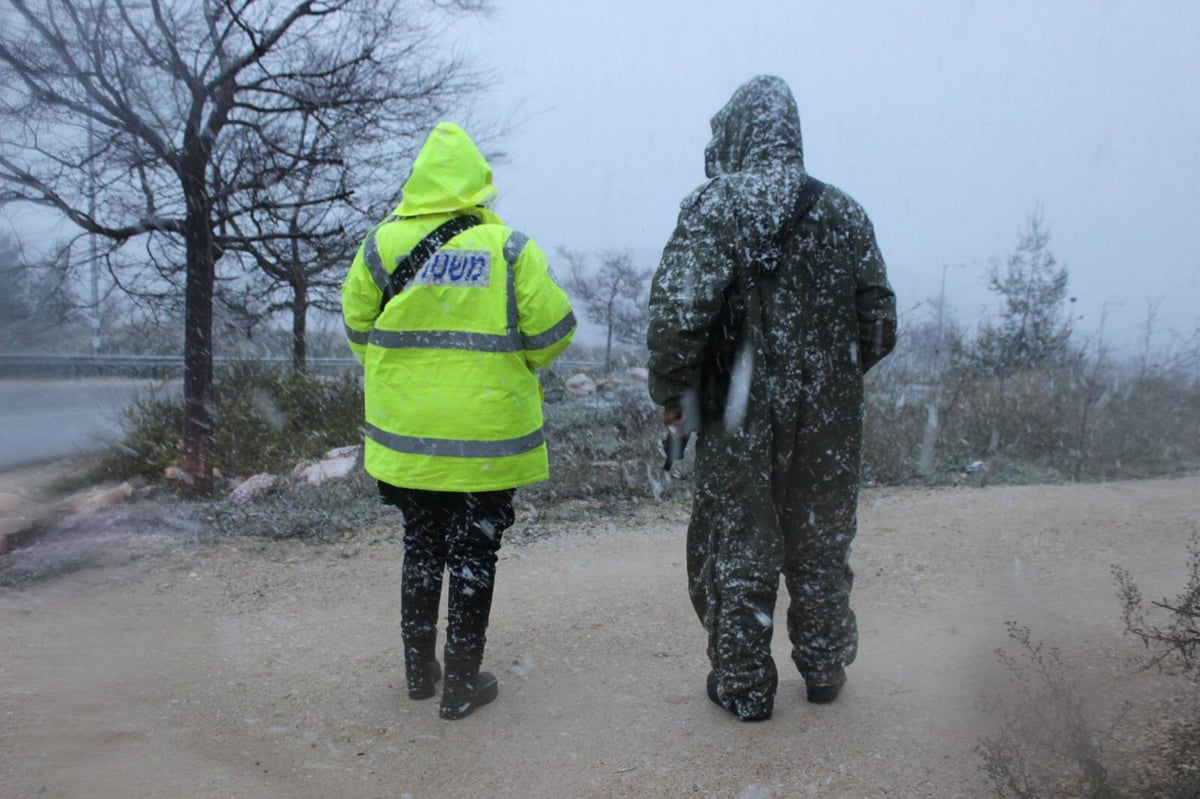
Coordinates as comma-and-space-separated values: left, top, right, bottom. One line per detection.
1, 475, 1198, 798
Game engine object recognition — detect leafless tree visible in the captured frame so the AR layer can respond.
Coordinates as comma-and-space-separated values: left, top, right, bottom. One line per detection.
0, 0, 492, 491
0, 228, 79, 349
0, 230, 40, 347
559, 247, 652, 374
215, 116, 360, 372
0, 231, 32, 325
218, 59, 505, 372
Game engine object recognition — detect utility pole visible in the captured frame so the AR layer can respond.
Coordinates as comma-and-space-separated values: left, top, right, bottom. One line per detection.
87, 116, 101, 354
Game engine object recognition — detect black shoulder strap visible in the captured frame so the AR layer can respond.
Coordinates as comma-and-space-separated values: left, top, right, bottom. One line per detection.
774, 175, 826, 246
379, 214, 482, 311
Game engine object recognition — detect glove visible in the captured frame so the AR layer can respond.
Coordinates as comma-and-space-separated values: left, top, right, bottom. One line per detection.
662, 421, 689, 471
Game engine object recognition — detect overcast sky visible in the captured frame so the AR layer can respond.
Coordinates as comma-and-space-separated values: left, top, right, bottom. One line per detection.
456, 0, 1199, 353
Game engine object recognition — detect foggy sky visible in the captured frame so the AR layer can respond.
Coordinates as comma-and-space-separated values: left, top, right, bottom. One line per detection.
458, 0, 1199, 354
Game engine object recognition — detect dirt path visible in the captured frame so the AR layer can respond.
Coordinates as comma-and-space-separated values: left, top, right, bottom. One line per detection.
2, 477, 1198, 798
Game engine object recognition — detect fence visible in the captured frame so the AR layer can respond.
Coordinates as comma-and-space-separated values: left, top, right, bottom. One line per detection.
0, 354, 358, 380
0, 354, 608, 380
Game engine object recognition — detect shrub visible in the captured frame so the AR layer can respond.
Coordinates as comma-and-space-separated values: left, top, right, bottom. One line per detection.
1115, 533, 1200, 677
976, 622, 1118, 799
94, 383, 187, 480
94, 361, 363, 481
525, 384, 678, 504
978, 541, 1200, 798
861, 350, 1200, 486
861, 370, 928, 484
210, 361, 362, 476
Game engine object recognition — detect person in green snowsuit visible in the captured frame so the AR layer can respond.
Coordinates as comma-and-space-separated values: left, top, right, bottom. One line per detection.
646, 75, 896, 721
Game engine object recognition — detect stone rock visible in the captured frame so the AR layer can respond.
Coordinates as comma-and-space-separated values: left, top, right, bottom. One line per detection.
0, 515, 30, 537
0, 492, 21, 515
564, 373, 597, 397
163, 465, 192, 485
299, 451, 359, 487
625, 367, 649, 383
323, 445, 362, 461
230, 473, 281, 505
162, 466, 220, 484
0, 515, 33, 553
71, 482, 134, 514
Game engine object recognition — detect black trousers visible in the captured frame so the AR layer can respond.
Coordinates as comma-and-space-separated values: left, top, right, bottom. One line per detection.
380, 483, 515, 666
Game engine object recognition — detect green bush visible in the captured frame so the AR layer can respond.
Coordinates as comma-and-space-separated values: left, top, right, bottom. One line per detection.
95, 361, 363, 481
211, 361, 363, 475
94, 383, 187, 480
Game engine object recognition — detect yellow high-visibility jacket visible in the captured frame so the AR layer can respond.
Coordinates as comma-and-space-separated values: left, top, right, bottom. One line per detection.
341, 123, 576, 492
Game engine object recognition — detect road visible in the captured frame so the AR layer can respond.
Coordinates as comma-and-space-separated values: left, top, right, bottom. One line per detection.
0, 378, 158, 470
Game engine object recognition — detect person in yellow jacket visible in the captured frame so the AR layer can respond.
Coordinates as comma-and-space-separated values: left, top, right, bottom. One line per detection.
342, 122, 576, 720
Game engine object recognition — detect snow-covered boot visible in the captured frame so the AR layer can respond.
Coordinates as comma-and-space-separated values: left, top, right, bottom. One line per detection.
706, 670, 772, 722
439, 659, 498, 720
404, 642, 442, 701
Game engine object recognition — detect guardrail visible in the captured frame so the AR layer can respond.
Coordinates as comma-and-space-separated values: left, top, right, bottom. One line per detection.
0, 354, 359, 380
0, 354, 610, 380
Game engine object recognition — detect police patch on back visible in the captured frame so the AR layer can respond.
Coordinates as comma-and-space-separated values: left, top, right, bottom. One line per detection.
412, 249, 492, 287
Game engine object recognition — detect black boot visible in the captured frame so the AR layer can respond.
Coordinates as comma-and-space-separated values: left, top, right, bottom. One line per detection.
804, 666, 846, 704
706, 671, 724, 707
439, 660, 499, 720
706, 670, 772, 722
404, 644, 442, 701
805, 682, 842, 704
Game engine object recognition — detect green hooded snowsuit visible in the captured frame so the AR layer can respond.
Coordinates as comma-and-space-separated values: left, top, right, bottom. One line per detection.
646, 76, 896, 715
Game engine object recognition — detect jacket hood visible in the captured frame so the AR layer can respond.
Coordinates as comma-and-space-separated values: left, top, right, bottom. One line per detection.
705, 75, 804, 178
702, 76, 808, 271
395, 122, 499, 217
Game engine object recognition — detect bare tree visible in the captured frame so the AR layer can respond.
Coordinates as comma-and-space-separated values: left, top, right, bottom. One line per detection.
0, 0, 491, 491
0, 232, 32, 328
0, 230, 41, 348
215, 116, 360, 372
559, 248, 651, 374
0, 229, 79, 349
217, 53, 504, 371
